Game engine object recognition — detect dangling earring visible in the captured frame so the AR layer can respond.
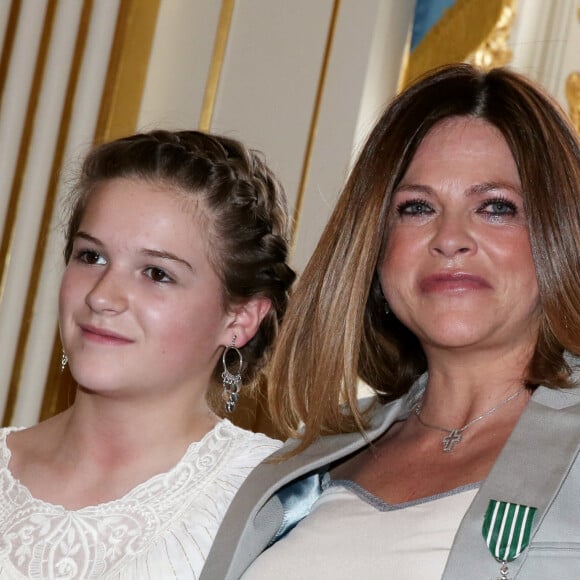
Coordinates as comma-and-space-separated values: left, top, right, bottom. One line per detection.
61, 351, 68, 372
384, 301, 390, 315
221, 336, 243, 414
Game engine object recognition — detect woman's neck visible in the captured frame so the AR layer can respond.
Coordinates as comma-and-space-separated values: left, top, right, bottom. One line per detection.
418, 340, 535, 426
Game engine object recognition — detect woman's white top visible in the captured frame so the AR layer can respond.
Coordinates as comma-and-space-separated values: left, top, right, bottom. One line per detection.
242, 479, 479, 580
0, 421, 281, 580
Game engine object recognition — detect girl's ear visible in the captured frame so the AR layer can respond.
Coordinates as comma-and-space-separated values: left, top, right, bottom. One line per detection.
225, 297, 272, 347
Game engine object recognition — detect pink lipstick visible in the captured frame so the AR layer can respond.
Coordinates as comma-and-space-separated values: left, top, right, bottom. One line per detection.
419, 272, 492, 294
80, 324, 133, 345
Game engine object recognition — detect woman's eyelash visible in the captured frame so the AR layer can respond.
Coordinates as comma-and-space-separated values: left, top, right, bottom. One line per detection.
394, 196, 519, 217
396, 199, 433, 215
479, 197, 518, 214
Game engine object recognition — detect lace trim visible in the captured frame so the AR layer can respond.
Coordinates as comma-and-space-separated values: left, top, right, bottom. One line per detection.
0, 421, 280, 579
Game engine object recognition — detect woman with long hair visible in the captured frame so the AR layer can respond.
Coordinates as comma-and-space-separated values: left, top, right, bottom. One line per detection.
202, 64, 580, 579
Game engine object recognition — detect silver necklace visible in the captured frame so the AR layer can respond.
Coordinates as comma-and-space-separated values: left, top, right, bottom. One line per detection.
414, 386, 527, 453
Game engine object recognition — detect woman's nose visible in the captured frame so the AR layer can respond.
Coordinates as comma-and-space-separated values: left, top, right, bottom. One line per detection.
428, 214, 476, 258
85, 269, 128, 314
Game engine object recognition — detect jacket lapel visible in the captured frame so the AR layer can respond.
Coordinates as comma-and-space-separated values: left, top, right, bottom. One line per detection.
203, 381, 580, 580
200, 397, 407, 580
199, 431, 365, 580
444, 394, 580, 578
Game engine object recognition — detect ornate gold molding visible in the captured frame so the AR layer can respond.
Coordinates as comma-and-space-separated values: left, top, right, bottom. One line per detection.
566, 73, 580, 134
0, 0, 57, 306
34, 0, 94, 425
564, 3, 580, 133
10, 0, 94, 427
199, 0, 235, 132
402, 0, 517, 89
0, 0, 21, 106
40, 0, 161, 422
93, 0, 161, 142
292, 0, 341, 245
466, 0, 516, 69
0, 0, 57, 427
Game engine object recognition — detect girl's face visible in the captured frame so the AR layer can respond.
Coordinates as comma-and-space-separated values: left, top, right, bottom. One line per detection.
380, 117, 540, 357
59, 178, 235, 402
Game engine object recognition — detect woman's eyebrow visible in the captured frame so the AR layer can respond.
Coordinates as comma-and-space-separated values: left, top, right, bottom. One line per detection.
393, 184, 435, 195
468, 181, 522, 196
394, 182, 522, 197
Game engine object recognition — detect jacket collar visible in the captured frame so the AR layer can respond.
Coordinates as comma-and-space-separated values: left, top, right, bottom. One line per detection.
444, 385, 580, 578
202, 382, 580, 580
200, 385, 422, 580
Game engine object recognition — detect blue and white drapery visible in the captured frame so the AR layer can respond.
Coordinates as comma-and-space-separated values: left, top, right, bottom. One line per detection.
411, 0, 457, 50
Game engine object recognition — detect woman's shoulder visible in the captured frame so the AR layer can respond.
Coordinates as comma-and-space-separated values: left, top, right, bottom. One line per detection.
533, 383, 580, 409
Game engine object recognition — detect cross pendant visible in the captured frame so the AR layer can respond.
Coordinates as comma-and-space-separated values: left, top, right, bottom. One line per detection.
442, 429, 462, 452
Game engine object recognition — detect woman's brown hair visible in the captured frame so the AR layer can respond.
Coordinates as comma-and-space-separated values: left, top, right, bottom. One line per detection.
269, 63, 580, 449
64, 130, 295, 412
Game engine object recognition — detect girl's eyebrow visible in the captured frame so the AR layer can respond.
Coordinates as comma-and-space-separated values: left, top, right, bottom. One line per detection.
75, 231, 103, 245
74, 231, 193, 272
141, 248, 193, 272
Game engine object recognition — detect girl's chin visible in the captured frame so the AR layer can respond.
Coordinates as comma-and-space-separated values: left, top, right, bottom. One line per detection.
69, 366, 128, 392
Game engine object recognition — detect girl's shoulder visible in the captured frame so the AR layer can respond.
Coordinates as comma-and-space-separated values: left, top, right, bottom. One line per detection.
181, 419, 282, 471
0, 426, 25, 466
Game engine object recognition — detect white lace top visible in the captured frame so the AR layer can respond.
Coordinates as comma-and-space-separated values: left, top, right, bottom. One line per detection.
0, 421, 281, 579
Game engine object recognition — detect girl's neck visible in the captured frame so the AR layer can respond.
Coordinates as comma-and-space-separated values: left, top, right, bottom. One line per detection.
49, 391, 219, 470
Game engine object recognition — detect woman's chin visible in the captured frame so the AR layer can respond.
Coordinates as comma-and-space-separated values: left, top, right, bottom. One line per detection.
414, 320, 500, 351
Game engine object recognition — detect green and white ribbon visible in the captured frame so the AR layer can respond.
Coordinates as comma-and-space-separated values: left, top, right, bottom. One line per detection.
482, 500, 537, 562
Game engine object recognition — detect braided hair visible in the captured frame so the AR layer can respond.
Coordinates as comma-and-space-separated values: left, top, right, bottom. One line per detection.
64, 130, 295, 407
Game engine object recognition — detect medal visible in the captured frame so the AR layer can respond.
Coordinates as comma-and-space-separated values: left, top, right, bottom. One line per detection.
482, 500, 536, 579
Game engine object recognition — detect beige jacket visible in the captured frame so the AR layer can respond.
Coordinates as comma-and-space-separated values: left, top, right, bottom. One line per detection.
201, 383, 580, 579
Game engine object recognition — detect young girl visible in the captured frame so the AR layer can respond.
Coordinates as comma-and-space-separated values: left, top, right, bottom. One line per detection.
0, 130, 295, 579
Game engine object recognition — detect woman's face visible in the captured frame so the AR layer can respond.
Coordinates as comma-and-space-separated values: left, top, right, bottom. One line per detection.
59, 178, 234, 400
380, 117, 540, 355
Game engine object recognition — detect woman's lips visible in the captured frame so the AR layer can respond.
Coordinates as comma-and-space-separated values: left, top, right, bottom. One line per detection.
80, 325, 133, 345
419, 272, 492, 293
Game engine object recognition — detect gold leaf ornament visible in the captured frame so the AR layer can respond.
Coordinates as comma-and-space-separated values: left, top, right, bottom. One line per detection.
402, 0, 517, 89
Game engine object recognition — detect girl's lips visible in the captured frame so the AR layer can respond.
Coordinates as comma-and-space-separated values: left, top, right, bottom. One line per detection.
419, 272, 492, 293
80, 325, 133, 344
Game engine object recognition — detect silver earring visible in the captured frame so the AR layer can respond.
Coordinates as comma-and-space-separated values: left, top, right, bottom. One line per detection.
384, 301, 390, 315
61, 351, 68, 372
222, 336, 243, 414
